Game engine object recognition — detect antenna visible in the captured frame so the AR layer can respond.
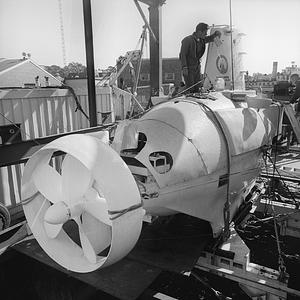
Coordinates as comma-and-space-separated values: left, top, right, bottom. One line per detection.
58, 0, 67, 66
229, 0, 235, 90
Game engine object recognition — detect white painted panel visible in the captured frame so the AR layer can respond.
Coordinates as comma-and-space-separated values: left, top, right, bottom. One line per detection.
22, 99, 34, 139
1, 100, 13, 125
30, 98, 40, 138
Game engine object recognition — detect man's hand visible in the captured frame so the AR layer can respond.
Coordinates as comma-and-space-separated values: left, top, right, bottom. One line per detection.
182, 67, 188, 77
214, 30, 221, 38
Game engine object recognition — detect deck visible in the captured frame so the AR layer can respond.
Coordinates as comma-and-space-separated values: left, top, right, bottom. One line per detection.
8, 215, 212, 299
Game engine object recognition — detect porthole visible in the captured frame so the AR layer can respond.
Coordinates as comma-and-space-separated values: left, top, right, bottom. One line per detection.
149, 151, 173, 174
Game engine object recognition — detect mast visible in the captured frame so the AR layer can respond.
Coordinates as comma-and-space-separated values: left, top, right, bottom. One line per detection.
229, 0, 235, 90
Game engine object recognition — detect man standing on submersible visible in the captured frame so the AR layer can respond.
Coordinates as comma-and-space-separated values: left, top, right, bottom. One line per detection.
179, 22, 221, 93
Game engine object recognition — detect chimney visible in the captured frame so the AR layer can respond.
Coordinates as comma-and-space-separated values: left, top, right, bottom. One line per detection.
272, 62, 278, 80
44, 76, 49, 87
35, 76, 40, 87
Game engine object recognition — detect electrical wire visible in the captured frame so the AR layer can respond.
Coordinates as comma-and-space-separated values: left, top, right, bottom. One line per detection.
108, 202, 143, 220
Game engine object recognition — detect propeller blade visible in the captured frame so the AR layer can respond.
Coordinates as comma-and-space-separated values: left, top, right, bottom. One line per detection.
84, 188, 111, 225
32, 163, 62, 204
81, 212, 112, 255
44, 202, 70, 224
44, 222, 63, 239
74, 217, 97, 264
62, 155, 92, 204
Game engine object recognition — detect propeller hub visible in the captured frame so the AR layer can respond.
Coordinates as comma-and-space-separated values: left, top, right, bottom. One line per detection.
44, 201, 71, 224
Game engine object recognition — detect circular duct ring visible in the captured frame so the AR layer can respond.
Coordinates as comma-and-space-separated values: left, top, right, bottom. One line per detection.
22, 134, 144, 273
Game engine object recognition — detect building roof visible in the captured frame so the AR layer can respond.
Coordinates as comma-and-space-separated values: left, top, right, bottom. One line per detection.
0, 58, 26, 73
0, 58, 63, 87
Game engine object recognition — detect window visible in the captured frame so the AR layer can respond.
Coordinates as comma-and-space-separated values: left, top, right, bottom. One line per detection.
23, 83, 35, 88
164, 73, 175, 81
149, 151, 173, 174
140, 73, 150, 81
220, 258, 230, 265
233, 262, 243, 269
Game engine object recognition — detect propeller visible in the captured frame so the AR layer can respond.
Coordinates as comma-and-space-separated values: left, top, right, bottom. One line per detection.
33, 154, 111, 263
22, 134, 144, 273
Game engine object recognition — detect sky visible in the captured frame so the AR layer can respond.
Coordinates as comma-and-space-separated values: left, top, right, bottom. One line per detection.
0, 0, 300, 75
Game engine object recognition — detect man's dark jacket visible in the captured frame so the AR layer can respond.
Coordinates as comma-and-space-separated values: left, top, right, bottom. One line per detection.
179, 32, 216, 69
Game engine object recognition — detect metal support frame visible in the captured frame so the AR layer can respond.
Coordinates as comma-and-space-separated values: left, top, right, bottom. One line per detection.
256, 198, 300, 239
133, 26, 147, 94
0, 124, 114, 167
109, 50, 141, 86
82, 0, 97, 127
133, 0, 158, 44
135, 0, 164, 97
148, 3, 162, 96
0, 221, 31, 255
196, 228, 300, 300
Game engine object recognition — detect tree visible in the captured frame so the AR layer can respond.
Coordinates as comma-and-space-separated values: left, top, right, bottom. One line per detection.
63, 62, 87, 79
45, 65, 65, 78
45, 62, 87, 79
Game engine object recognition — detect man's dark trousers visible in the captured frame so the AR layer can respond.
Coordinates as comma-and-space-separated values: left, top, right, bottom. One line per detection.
183, 65, 201, 93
